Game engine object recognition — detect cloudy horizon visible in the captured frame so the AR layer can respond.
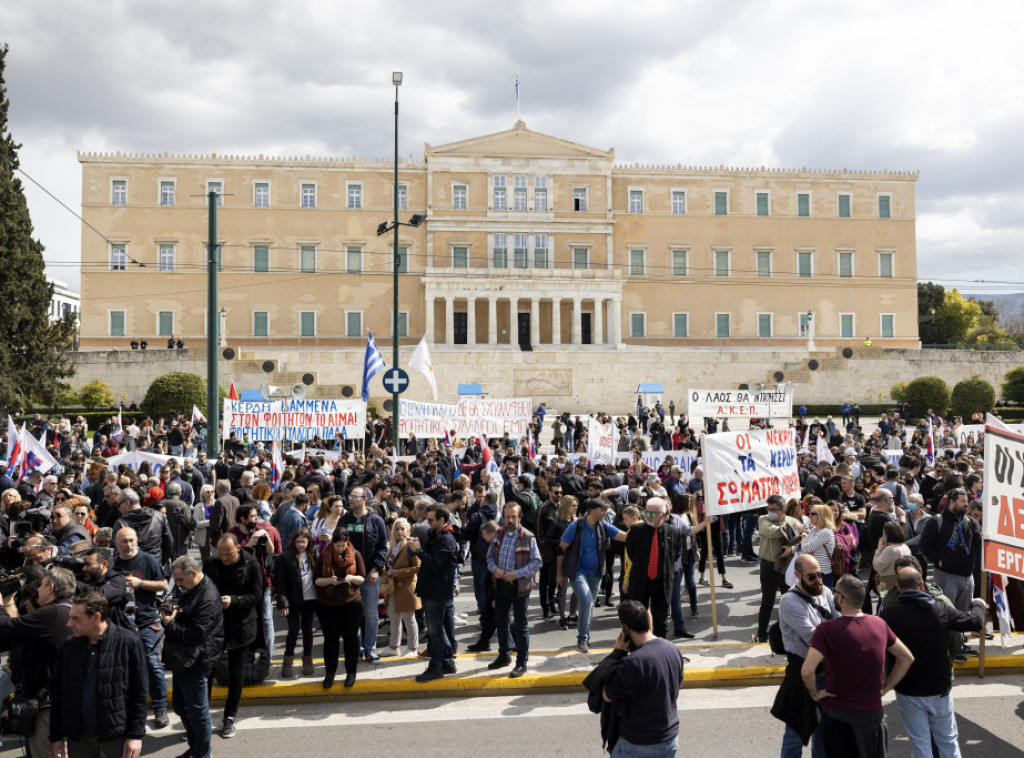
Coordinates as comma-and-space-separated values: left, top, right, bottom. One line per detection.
4, 0, 1023, 298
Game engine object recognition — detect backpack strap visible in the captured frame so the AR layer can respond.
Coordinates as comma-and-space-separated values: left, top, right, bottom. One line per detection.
789, 588, 831, 619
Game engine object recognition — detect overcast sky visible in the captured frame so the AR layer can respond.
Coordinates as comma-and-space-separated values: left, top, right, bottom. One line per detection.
4, 0, 1023, 296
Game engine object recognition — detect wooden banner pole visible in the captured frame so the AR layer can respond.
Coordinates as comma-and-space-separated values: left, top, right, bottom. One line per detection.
978, 571, 988, 679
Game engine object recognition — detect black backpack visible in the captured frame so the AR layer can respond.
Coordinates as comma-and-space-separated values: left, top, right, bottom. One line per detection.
767, 589, 831, 655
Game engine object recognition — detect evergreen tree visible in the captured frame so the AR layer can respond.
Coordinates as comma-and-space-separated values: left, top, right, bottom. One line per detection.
0, 44, 76, 413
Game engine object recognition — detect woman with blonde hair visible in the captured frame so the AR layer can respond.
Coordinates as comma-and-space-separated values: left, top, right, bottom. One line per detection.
802, 504, 837, 589
553, 495, 580, 630
312, 495, 345, 552
381, 517, 420, 657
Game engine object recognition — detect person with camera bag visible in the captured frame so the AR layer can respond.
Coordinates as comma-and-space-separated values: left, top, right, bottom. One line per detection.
161, 555, 224, 758
204, 534, 262, 739
49, 594, 147, 758
0, 567, 75, 758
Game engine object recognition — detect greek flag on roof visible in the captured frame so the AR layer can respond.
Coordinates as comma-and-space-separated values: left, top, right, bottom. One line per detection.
361, 332, 386, 402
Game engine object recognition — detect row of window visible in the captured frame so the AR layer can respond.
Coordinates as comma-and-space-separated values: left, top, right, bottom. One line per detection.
111, 178, 409, 211
110, 240, 897, 279
110, 177, 894, 219
107, 310, 410, 339
629, 312, 897, 339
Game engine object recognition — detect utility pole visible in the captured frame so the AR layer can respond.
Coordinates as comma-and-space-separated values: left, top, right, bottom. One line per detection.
392, 71, 402, 455
206, 190, 220, 458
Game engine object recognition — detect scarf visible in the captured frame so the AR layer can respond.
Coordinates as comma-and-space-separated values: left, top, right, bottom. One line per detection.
320, 539, 356, 580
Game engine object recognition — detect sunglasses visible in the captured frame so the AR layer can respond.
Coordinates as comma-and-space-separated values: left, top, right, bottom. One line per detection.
801, 572, 822, 581
74, 511, 89, 518
642, 510, 665, 518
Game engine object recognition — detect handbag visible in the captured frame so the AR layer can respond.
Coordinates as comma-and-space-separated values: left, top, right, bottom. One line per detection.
2, 696, 40, 738
162, 636, 201, 672
379, 574, 395, 596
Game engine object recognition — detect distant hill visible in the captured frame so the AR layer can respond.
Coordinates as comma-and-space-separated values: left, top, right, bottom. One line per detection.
963, 292, 1024, 325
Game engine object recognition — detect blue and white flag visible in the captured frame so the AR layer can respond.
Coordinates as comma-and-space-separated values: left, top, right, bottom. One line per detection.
361, 331, 386, 402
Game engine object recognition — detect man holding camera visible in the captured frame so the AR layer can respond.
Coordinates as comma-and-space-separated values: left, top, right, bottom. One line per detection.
113, 527, 170, 729
228, 504, 281, 657
0, 568, 75, 758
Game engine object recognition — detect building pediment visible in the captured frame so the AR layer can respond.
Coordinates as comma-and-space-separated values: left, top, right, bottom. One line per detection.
425, 121, 614, 161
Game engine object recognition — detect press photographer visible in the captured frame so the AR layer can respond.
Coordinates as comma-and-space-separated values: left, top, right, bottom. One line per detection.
0, 567, 75, 758
76, 547, 134, 630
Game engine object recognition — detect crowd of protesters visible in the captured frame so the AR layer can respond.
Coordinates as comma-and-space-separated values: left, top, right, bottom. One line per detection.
0, 400, 1007, 756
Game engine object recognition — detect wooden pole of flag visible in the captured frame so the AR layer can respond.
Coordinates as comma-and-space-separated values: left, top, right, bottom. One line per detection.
979, 571, 988, 679
700, 440, 720, 639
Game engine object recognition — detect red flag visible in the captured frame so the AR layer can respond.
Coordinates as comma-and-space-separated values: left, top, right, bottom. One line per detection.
229, 382, 239, 401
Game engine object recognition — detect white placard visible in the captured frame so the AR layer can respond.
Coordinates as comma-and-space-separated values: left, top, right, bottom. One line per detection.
702, 428, 801, 516
687, 388, 792, 419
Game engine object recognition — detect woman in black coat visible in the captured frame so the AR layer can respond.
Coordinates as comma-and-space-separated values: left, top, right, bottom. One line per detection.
274, 527, 318, 677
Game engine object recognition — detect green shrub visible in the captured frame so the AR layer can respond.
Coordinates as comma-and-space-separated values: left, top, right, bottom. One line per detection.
890, 382, 908, 403
903, 376, 950, 418
1001, 367, 1024, 404
77, 379, 114, 410
950, 376, 996, 419
142, 372, 225, 420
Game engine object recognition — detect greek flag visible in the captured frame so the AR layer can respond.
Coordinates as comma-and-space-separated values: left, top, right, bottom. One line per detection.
361, 331, 386, 402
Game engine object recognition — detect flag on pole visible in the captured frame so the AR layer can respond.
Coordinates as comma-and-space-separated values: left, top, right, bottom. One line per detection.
229, 382, 239, 401
192, 405, 206, 427
798, 425, 810, 454
527, 428, 537, 461
361, 332, 386, 402
270, 441, 283, 491
925, 419, 936, 466
19, 428, 59, 484
443, 430, 451, 447
5, 417, 23, 479
816, 432, 836, 465
478, 434, 503, 487
991, 573, 1014, 645
409, 335, 438, 400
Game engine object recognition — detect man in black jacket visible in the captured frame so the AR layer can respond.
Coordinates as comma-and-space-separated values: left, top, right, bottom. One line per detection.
624, 498, 684, 640
879, 566, 985, 756
0, 567, 75, 758
163, 555, 224, 758
77, 546, 133, 629
112, 489, 174, 566
205, 534, 262, 739
920, 487, 981, 615
50, 594, 147, 758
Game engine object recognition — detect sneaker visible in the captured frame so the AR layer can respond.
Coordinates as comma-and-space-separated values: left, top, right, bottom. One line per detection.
721, 579, 734, 589
740, 556, 759, 564
962, 646, 979, 658
567, 615, 579, 628
381, 646, 401, 657
557, 618, 568, 630
698, 577, 709, 586
221, 718, 236, 740
402, 648, 418, 658
576, 639, 590, 653
690, 611, 701, 619
153, 709, 170, 729
953, 653, 968, 663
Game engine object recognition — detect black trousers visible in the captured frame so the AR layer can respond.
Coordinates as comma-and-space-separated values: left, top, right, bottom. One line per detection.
207, 644, 248, 720
628, 579, 670, 639
757, 558, 787, 638
317, 600, 364, 675
698, 521, 726, 576
539, 559, 557, 612
284, 599, 316, 657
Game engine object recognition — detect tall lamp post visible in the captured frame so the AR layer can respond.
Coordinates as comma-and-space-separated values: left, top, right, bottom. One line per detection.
392, 71, 402, 455
377, 72, 426, 456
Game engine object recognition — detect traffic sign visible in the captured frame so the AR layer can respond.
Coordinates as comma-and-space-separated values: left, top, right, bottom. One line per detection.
382, 368, 410, 395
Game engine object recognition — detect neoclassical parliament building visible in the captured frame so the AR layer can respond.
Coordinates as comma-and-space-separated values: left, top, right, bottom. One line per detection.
78, 121, 919, 355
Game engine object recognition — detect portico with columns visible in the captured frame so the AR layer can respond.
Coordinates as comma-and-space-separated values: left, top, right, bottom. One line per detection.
423, 271, 623, 348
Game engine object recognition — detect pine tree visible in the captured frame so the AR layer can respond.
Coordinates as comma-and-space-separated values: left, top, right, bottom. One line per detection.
0, 44, 76, 414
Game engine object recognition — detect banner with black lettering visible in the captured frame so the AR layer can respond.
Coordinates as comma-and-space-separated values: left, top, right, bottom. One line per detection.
983, 420, 1024, 580
702, 428, 800, 516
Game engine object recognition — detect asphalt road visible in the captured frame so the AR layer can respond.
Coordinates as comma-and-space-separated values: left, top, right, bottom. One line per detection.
65, 675, 1024, 757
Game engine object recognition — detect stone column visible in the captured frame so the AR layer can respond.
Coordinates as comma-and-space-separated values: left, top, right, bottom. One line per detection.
444, 296, 455, 345
466, 297, 476, 345
488, 296, 498, 345
425, 294, 434, 344
571, 297, 582, 345
610, 295, 622, 347
530, 298, 540, 346
509, 296, 519, 345
593, 297, 604, 345
551, 298, 561, 345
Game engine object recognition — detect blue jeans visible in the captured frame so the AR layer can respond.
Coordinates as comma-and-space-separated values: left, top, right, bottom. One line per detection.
569, 572, 602, 643
611, 734, 678, 757
172, 666, 212, 758
471, 559, 488, 616
422, 598, 454, 672
360, 574, 381, 655
670, 567, 687, 632
896, 692, 961, 757
494, 581, 530, 666
170, 445, 184, 456
262, 586, 274, 656
137, 623, 168, 711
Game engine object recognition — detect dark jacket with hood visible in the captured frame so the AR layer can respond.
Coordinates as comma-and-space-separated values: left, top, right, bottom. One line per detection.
114, 507, 174, 564
164, 573, 225, 672
204, 549, 263, 649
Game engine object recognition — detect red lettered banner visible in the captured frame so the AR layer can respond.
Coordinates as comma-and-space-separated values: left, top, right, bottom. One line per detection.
983, 422, 1024, 580
702, 428, 801, 516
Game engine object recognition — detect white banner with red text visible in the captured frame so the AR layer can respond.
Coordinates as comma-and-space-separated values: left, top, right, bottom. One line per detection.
702, 428, 801, 516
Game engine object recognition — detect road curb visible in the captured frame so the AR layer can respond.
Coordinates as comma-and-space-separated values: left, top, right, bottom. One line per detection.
197, 652, 1024, 705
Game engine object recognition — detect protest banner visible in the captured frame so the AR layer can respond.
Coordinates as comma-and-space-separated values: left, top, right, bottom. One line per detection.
702, 428, 800, 516
954, 424, 986, 446
566, 450, 698, 480
587, 417, 616, 466
397, 398, 531, 439
105, 450, 173, 473
222, 398, 366, 442
983, 421, 1024, 581
687, 388, 793, 419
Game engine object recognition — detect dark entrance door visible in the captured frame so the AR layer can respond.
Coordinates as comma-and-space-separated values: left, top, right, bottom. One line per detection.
518, 312, 531, 346
454, 312, 468, 345
581, 313, 592, 344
